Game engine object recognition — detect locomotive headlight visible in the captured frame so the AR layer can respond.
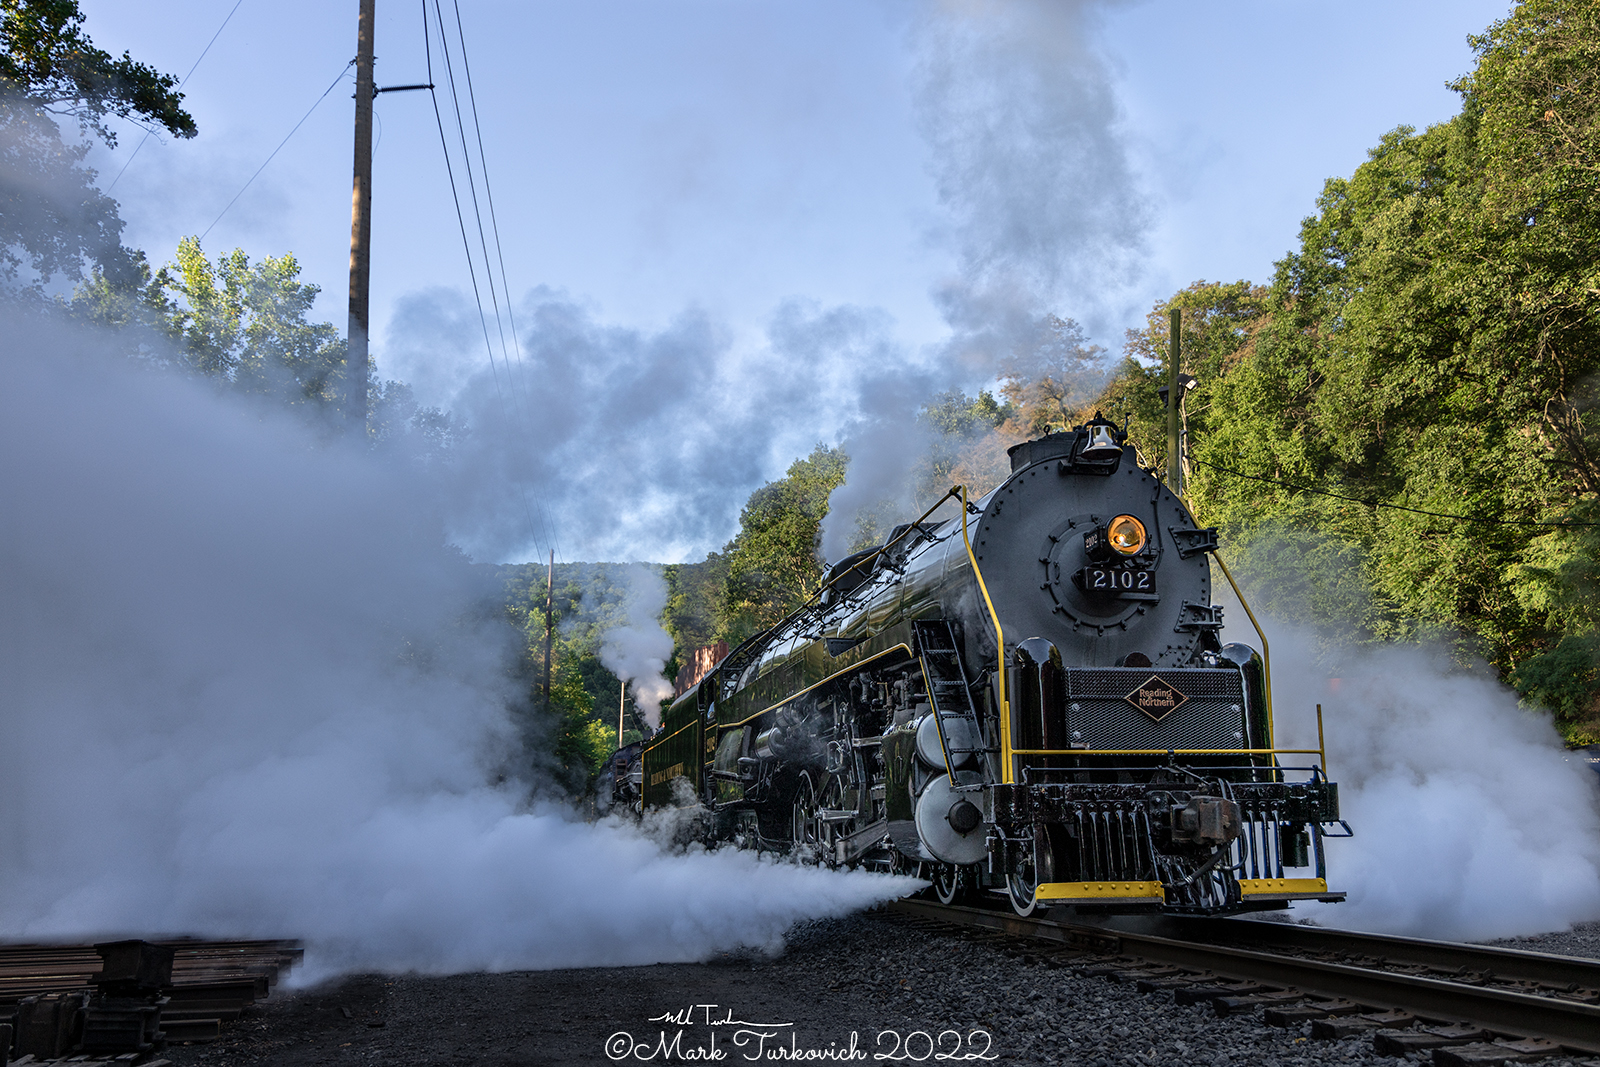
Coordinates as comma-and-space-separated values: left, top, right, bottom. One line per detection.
1107, 514, 1147, 555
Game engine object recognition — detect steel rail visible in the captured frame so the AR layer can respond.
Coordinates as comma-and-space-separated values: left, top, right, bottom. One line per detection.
889, 899, 1600, 1053
1166, 915, 1600, 992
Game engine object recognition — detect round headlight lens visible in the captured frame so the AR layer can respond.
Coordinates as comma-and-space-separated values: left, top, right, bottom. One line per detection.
1107, 514, 1147, 555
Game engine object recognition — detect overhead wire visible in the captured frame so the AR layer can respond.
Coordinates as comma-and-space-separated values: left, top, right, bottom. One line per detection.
422, 1, 560, 562
442, 0, 564, 564
447, 0, 532, 407
200, 60, 354, 243
106, 0, 248, 193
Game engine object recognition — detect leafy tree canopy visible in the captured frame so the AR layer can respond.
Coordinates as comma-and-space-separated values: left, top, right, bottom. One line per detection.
2, 1, 194, 288
719, 445, 847, 644
2, 0, 195, 144
1081, 0, 1600, 741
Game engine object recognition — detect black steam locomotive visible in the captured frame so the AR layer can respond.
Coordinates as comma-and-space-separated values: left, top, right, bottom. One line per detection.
606, 418, 1347, 916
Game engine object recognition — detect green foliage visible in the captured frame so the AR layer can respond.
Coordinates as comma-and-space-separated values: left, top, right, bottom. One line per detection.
663, 554, 727, 654
1510, 634, 1600, 732
718, 444, 847, 644
915, 389, 1013, 498
497, 561, 668, 792
155, 237, 348, 407
997, 314, 1106, 436
75, 238, 456, 455
1082, 0, 1600, 740
1, 1, 194, 288
2, 0, 195, 144
0, 97, 128, 285
921, 389, 1010, 437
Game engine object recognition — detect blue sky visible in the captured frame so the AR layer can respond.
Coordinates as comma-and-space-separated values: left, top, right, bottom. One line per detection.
79, 0, 1513, 561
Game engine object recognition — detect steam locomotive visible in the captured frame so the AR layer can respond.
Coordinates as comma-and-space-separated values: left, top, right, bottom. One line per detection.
603, 418, 1347, 916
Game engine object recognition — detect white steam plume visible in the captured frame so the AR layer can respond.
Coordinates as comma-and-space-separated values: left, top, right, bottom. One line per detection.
0, 314, 917, 976
818, 0, 1148, 560
383, 290, 927, 564
1263, 630, 1600, 941
598, 564, 677, 727
916, 0, 1148, 349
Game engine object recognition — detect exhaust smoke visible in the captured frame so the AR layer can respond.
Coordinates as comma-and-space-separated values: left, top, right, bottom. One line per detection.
0, 314, 918, 977
1267, 630, 1600, 941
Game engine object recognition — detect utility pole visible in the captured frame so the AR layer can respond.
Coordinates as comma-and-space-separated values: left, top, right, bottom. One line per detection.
542, 550, 554, 711
345, 0, 375, 432
618, 680, 626, 747
1167, 308, 1183, 497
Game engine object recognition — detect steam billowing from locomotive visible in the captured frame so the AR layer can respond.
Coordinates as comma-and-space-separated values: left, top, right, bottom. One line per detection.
597, 565, 676, 727
0, 316, 918, 974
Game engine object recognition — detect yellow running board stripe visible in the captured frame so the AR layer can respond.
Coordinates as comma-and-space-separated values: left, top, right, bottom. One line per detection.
1035, 881, 1165, 903
1238, 877, 1334, 899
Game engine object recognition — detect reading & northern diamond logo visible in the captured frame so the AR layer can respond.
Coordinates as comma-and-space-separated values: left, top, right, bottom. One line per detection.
1125, 675, 1188, 722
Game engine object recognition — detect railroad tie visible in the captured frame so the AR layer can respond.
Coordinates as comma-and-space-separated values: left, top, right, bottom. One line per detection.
1073, 957, 1139, 979
1106, 966, 1183, 985
1210, 989, 1306, 1016
1372, 1024, 1491, 1056
1135, 972, 1209, 993
1310, 1010, 1416, 1039
1173, 981, 1268, 1006
1263, 998, 1363, 1027
1431, 1038, 1565, 1066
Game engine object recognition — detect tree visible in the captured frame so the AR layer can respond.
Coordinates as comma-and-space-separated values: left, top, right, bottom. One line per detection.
718, 445, 847, 644
156, 236, 348, 410
1080, 0, 1600, 738
2, 0, 194, 143
2, 0, 195, 288
997, 314, 1107, 436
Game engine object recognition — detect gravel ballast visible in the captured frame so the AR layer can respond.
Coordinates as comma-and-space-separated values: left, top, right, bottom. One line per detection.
156, 911, 1600, 1067
1484, 920, 1600, 962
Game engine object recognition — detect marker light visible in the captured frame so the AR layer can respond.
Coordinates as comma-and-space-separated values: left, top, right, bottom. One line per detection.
1107, 515, 1147, 555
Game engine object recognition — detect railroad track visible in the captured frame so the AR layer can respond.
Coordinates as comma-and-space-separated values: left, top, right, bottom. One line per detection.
0, 937, 303, 1063
889, 898, 1600, 1063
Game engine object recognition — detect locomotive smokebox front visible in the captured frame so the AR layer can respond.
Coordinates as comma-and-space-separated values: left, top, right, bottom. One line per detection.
968, 426, 1221, 669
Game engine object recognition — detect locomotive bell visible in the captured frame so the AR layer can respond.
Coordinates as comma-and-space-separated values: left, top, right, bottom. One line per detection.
1081, 421, 1121, 459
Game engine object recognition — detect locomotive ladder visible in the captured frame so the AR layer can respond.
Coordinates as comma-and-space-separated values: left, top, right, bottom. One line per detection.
913, 620, 988, 781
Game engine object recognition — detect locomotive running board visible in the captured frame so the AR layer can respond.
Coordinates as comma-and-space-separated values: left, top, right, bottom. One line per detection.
912, 620, 985, 779
1036, 880, 1167, 906
1238, 877, 1345, 903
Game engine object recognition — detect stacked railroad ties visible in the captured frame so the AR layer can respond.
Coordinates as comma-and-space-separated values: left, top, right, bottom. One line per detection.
0, 938, 301, 1063
891, 901, 1600, 1065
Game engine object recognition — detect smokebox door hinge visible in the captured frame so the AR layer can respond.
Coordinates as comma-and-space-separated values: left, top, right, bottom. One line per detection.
1169, 526, 1219, 559
1174, 600, 1224, 632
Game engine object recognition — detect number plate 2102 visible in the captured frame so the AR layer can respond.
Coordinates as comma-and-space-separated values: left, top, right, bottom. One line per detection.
1077, 566, 1158, 600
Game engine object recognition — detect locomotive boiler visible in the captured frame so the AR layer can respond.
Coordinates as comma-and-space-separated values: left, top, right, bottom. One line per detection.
618, 418, 1347, 916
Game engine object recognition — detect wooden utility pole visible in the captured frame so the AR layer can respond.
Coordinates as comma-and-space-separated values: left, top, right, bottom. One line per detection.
618, 681, 626, 746
1167, 308, 1182, 496
542, 550, 554, 710
345, 0, 375, 431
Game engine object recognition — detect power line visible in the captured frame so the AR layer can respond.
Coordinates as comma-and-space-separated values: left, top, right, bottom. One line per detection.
106, 0, 249, 193
1190, 455, 1600, 528
199, 60, 354, 243
422, 1, 558, 562
443, 0, 564, 564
